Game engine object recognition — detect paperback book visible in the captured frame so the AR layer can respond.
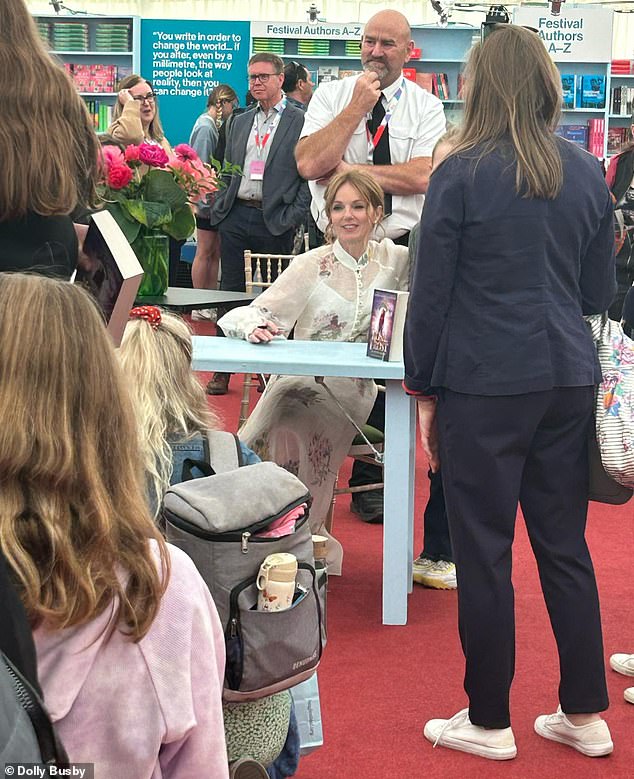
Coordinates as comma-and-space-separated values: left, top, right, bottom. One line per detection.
74, 210, 144, 347
367, 289, 409, 362
560, 74, 576, 109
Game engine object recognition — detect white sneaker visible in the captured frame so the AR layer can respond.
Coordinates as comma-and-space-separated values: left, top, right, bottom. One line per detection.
424, 708, 517, 760
412, 557, 457, 590
534, 707, 613, 757
609, 653, 634, 677
625, 688, 634, 704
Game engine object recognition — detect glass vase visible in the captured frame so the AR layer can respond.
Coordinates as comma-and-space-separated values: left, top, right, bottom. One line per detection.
133, 233, 169, 297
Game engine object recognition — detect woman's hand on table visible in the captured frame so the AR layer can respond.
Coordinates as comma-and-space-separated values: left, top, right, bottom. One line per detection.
247, 322, 285, 343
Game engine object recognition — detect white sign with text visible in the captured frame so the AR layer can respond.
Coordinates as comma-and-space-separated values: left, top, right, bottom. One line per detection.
251, 20, 364, 40
513, 6, 613, 62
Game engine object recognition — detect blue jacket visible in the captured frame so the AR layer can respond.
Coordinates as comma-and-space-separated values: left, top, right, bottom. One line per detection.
404, 138, 617, 396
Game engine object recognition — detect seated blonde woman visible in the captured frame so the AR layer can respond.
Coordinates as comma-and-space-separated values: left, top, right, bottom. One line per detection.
0, 274, 228, 779
217, 170, 410, 573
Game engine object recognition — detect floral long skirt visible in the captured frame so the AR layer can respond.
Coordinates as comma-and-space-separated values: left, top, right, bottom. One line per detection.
240, 375, 377, 575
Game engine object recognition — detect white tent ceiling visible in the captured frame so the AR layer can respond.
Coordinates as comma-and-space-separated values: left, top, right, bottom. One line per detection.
29, 1, 634, 57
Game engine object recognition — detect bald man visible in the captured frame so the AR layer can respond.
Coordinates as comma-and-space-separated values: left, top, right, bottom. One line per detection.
295, 10, 446, 245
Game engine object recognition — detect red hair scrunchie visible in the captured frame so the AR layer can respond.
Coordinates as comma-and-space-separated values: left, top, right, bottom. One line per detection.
129, 305, 162, 331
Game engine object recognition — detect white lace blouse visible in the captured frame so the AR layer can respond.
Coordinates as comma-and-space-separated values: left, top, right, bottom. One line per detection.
217, 239, 410, 342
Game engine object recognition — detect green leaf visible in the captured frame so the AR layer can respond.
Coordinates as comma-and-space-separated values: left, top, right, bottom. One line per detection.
121, 199, 171, 230
144, 168, 188, 210
104, 202, 141, 243
163, 204, 195, 241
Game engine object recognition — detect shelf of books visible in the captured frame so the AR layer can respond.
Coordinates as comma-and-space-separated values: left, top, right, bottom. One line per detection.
250, 22, 476, 110
608, 64, 634, 156
34, 14, 140, 133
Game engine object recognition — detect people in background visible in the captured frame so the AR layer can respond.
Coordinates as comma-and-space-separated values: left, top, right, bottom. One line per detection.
404, 26, 616, 760
218, 170, 409, 574
0, 0, 99, 278
605, 111, 634, 324
207, 53, 311, 397
0, 274, 229, 779
295, 9, 446, 520
282, 61, 314, 109
118, 305, 299, 779
108, 74, 171, 152
189, 85, 239, 294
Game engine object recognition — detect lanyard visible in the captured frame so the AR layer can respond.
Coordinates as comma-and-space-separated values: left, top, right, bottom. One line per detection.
254, 99, 286, 158
365, 80, 405, 157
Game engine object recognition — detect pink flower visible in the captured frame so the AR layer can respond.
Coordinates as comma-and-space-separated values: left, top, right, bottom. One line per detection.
101, 145, 125, 167
138, 143, 169, 168
106, 162, 134, 189
124, 144, 141, 162
174, 143, 199, 162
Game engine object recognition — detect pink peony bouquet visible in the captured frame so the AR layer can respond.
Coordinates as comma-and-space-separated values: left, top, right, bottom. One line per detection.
98, 142, 220, 243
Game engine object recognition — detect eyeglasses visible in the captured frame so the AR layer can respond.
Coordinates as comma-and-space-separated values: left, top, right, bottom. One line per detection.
132, 93, 156, 103
248, 73, 279, 84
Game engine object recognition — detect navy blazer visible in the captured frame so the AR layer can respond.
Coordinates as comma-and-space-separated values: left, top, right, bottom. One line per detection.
209, 102, 311, 236
404, 139, 617, 396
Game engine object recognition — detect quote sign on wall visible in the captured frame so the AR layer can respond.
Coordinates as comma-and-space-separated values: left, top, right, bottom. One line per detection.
141, 19, 250, 145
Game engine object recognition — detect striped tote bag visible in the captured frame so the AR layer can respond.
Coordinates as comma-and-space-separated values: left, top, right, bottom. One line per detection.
586, 314, 634, 489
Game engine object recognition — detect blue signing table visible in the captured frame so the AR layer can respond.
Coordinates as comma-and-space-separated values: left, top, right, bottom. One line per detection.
192, 337, 417, 626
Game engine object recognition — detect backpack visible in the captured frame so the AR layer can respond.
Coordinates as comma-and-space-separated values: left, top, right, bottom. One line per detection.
0, 652, 67, 766
164, 433, 327, 702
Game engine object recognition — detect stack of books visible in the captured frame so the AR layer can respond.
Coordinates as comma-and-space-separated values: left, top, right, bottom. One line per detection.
317, 65, 339, 84
607, 128, 629, 155
413, 72, 450, 99
611, 85, 634, 117
611, 59, 634, 75
555, 124, 588, 149
344, 40, 360, 56
84, 100, 114, 133
36, 21, 50, 48
297, 40, 330, 56
94, 22, 131, 53
65, 63, 117, 93
252, 38, 285, 54
587, 118, 606, 157
51, 22, 88, 52
559, 74, 607, 110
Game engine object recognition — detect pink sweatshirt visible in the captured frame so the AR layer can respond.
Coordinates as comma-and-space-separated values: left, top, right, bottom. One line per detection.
34, 542, 229, 779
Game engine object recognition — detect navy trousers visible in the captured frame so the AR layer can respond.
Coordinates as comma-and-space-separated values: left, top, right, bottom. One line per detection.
218, 203, 294, 292
436, 386, 608, 728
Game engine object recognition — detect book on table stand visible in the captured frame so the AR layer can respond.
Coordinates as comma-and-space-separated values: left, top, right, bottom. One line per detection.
366, 289, 409, 362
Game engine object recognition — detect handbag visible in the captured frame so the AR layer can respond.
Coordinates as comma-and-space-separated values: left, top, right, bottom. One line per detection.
586, 314, 634, 492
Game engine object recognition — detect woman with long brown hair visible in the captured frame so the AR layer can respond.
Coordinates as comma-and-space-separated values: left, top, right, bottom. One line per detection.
404, 25, 616, 759
0, 274, 228, 779
0, 0, 100, 277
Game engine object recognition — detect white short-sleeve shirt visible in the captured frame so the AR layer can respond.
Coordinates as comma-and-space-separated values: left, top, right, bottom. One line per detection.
300, 73, 446, 238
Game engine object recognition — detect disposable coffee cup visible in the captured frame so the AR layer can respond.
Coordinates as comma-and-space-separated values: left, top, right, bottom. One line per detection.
256, 553, 298, 612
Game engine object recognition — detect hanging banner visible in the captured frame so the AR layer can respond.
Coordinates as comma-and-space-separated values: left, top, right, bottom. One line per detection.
251, 20, 363, 40
512, 6, 612, 62
141, 19, 250, 145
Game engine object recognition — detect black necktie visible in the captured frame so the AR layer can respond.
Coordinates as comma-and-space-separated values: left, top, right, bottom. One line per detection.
369, 95, 392, 217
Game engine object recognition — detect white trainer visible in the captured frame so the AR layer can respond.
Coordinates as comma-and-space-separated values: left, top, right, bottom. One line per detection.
625, 688, 634, 704
423, 708, 517, 760
534, 707, 613, 757
412, 557, 457, 590
609, 653, 634, 677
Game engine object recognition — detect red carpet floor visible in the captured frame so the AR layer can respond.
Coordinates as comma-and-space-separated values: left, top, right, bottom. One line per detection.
194, 327, 633, 779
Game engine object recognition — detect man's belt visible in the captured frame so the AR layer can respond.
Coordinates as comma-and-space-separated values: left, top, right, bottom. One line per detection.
236, 198, 263, 209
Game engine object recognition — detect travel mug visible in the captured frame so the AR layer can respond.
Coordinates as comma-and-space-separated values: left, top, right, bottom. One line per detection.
256, 553, 298, 612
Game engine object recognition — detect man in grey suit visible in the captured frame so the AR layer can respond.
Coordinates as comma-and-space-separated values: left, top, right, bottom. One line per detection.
210, 52, 310, 292
208, 52, 310, 394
